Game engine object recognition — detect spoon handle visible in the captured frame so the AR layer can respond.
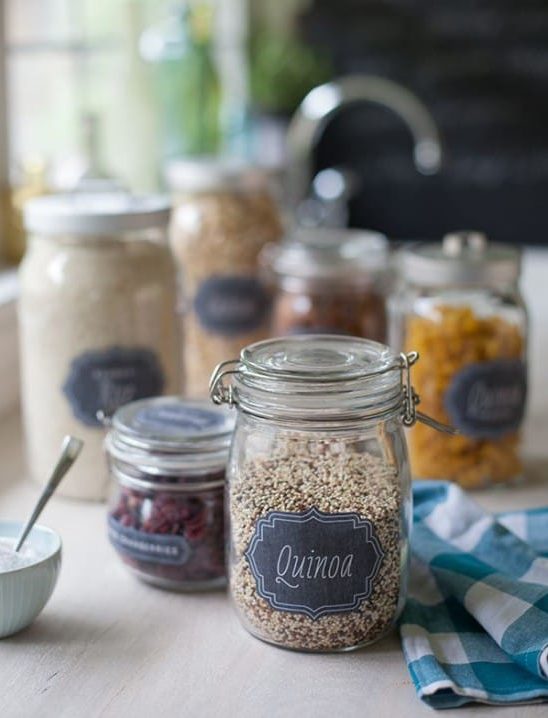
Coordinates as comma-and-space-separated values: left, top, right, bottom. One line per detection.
15, 435, 83, 552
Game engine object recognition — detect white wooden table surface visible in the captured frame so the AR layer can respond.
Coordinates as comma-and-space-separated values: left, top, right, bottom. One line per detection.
0, 251, 547, 718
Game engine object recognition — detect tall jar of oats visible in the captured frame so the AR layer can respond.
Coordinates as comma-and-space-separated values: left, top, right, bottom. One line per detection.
390, 231, 527, 488
167, 158, 282, 397
19, 193, 181, 501
210, 335, 423, 652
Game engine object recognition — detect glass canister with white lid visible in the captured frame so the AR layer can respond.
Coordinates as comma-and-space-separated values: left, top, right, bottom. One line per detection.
210, 335, 447, 652
389, 231, 527, 488
262, 228, 390, 342
106, 396, 234, 591
19, 193, 181, 501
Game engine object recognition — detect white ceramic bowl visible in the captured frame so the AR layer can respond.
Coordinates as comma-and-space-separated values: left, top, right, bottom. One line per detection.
0, 520, 62, 638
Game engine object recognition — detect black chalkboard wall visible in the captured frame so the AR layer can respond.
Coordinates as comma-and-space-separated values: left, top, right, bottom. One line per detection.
300, 0, 548, 245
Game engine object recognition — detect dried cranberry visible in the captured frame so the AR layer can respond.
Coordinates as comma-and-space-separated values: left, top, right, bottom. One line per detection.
108, 469, 226, 588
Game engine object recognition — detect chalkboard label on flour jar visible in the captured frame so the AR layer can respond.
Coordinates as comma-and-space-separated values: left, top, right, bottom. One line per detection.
193, 275, 271, 336
444, 358, 527, 439
245, 507, 384, 620
63, 346, 165, 427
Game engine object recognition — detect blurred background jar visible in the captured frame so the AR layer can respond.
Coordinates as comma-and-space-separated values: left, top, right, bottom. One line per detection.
262, 227, 389, 342
390, 231, 528, 489
167, 156, 282, 397
19, 193, 181, 501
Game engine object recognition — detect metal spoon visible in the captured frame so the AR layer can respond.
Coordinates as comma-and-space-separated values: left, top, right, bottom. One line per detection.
15, 435, 83, 552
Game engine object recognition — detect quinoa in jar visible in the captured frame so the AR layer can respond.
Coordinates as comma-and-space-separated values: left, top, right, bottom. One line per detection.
106, 397, 234, 590
209, 335, 449, 652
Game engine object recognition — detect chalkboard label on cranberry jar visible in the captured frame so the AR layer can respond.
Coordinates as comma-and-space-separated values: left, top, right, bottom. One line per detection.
63, 347, 165, 427
133, 403, 228, 436
194, 274, 271, 336
444, 359, 527, 439
108, 516, 191, 566
245, 507, 384, 620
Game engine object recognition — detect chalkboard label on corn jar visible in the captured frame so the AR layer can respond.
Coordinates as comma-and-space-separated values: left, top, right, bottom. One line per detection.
390, 231, 527, 488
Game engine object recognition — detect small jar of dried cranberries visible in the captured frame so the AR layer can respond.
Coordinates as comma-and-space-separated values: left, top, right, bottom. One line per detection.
106, 397, 234, 591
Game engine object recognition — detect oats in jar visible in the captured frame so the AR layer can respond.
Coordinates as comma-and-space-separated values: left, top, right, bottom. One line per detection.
167, 158, 282, 396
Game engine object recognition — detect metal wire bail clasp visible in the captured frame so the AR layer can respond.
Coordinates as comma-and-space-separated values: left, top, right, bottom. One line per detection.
400, 350, 459, 435
400, 351, 420, 427
209, 359, 240, 406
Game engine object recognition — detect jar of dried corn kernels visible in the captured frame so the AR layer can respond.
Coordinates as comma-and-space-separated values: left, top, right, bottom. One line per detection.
389, 231, 527, 488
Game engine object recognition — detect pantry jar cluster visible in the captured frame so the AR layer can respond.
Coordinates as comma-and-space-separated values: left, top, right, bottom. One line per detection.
106, 397, 234, 590
390, 232, 528, 488
210, 335, 416, 651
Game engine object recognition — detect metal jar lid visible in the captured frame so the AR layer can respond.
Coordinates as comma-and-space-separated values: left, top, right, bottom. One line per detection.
24, 192, 171, 236
262, 227, 388, 289
399, 231, 521, 287
106, 397, 235, 479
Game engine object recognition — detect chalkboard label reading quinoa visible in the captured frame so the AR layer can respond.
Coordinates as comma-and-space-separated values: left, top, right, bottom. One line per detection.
444, 359, 527, 439
194, 275, 271, 336
108, 516, 191, 566
245, 507, 384, 620
63, 347, 165, 427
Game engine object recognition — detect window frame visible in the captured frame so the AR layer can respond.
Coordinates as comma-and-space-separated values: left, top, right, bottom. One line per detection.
0, 0, 7, 176
0, 0, 9, 260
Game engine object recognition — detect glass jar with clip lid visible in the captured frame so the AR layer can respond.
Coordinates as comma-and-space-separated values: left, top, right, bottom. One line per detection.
106, 396, 234, 591
209, 334, 454, 652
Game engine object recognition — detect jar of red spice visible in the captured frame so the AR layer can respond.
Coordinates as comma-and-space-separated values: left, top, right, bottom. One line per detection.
106, 397, 234, 590
262, 228, 390, 342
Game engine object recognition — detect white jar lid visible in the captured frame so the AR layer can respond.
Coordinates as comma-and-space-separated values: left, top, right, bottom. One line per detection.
24, 193, 171, 236
164, 156, 263, 193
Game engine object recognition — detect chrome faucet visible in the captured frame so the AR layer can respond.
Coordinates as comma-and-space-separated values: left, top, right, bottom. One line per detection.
286, 75, 442, 223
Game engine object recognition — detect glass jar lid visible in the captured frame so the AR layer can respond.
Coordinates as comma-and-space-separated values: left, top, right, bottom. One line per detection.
106, 397, 235, 477
400, 231, 521, 287
211, 335, 406, 425
262, 227, 388, 289
24, 192, 171, 236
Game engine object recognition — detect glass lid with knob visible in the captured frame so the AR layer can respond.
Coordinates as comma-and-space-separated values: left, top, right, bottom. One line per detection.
262, 227, 389, 288
400, 231, 521, 287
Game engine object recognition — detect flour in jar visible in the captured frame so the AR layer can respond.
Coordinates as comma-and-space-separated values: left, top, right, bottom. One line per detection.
20, 194, 181, 500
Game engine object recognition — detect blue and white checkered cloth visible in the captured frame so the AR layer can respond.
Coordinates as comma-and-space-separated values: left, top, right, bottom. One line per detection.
401, 481, 548, 709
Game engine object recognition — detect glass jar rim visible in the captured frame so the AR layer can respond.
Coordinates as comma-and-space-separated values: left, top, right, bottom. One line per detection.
107, 397, 234, 474
109, 462, 225, 492
210, 335, 406, 425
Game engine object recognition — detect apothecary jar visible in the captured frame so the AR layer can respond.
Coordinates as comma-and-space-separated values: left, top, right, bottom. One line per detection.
210, 334, 426, 652
389, 231, 527, 489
